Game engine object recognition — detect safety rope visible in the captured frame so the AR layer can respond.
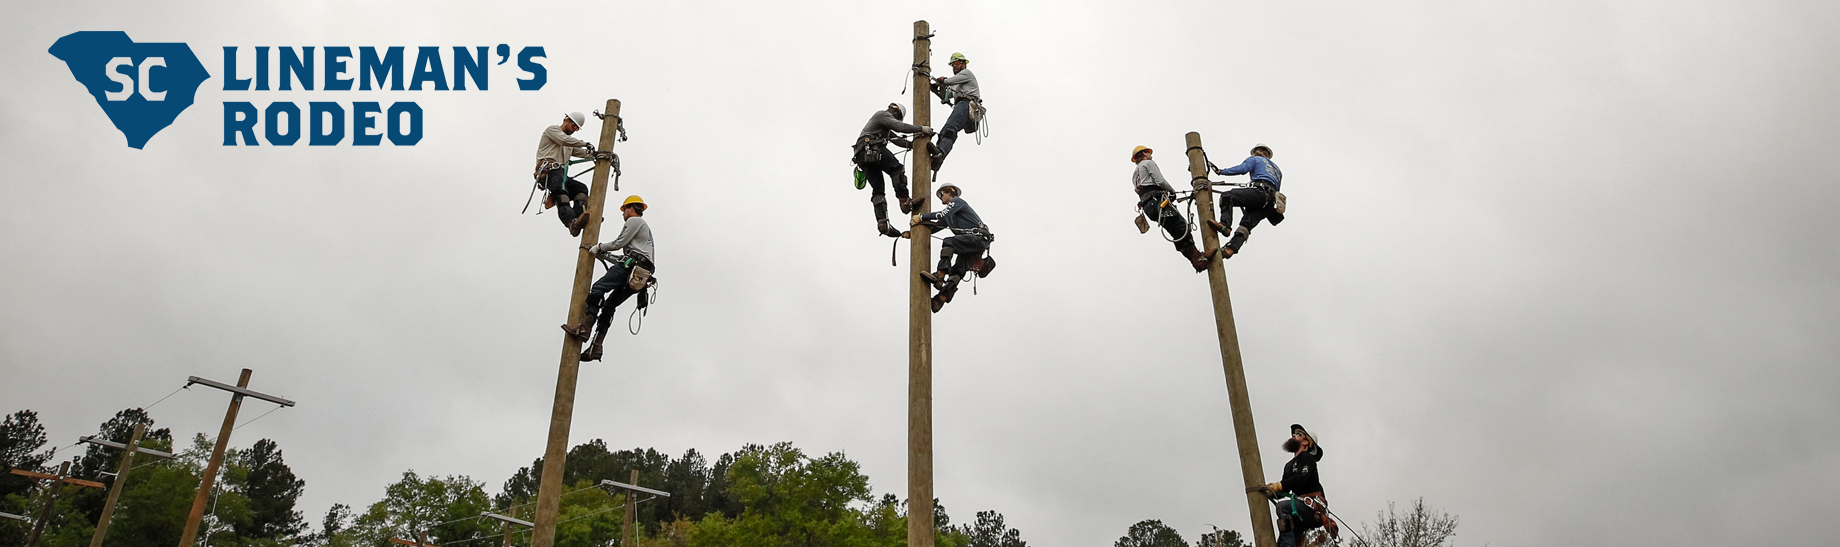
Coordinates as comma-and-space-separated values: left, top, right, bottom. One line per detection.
628, 280, 656, 335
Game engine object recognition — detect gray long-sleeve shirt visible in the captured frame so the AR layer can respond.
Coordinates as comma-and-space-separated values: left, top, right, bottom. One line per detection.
939, 69, 979, 102
591, 216, 654, 265
1132, 159, 1174, 193
535, 125, 593, 169
859, 110, 926, 143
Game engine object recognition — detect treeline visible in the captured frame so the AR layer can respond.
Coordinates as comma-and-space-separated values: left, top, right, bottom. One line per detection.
1, 409, 305, 547
1, 408, 1032, 547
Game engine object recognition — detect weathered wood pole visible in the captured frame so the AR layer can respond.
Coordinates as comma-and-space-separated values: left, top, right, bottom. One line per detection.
907, 20, 937, 547
528, 99, 623, 547
1184, 132, 1277, 547
24, 462, 72, 547
88, 423, 145, 547
177, 368, 251, 547
621, 470, 639, 547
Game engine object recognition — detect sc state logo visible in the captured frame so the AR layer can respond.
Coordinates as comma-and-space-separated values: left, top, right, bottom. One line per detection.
49, 31, 209, 149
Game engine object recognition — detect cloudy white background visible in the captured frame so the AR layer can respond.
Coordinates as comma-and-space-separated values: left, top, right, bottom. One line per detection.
5, 1, 1839, 545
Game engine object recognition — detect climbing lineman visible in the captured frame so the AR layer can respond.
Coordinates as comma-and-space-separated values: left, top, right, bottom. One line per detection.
1249, 424, 1338, 547
912, 182, 996, 313
926, 52, 982, 174
1132, 146, 1215, 272
854, 103, 935, 238
1207, 143, 1287, 259
564, 195, 655, 361
534, 111, 597, 237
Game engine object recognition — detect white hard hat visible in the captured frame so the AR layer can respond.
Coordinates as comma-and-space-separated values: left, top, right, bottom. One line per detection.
567, 112, 587, 127
1250, 143, 1273, 156
889, 103, 906, 121
936, 182, 961, 196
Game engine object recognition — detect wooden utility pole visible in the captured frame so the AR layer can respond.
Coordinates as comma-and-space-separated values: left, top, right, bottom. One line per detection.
907, 20, 937, 547
529, 99, 624, 547
596, 475, 668, 547
1183, 132, 1276, 547
89, 424, 168, 547
177, 370, 296, 547
620, 470, 638, 547
19, 462, 104, 547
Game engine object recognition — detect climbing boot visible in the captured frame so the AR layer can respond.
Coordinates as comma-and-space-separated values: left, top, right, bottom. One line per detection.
561, 320, 592, 342
568, 212, 590, 237
898, 196, 916, 215
1206, 219, 1230, 237
930, 295, 946, 313
929, 147, 946, 172
1192, 246, 1217, 272
878, 219, 903, 238
919, 269, 948, 289
580, 322, 610, 362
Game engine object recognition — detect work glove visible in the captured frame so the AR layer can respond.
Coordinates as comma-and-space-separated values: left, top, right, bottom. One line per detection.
921, 126, 935, 136
910, 214, 924, 227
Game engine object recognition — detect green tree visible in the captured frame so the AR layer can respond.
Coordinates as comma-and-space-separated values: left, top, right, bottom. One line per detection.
1116, 519, 1187, 547
203, 439, 307, 547
350, 472, 494, 547
1195, 526, 1246, 547
1, 409, 53, 546
954, 510, 1027, 547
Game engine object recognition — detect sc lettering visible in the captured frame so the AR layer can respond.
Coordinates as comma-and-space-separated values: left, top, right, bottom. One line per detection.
104, 57, 168, 101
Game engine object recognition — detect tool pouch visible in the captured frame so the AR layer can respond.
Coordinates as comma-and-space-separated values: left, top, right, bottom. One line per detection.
1135, 213, 1151, 234
853, 137, 883, 164
628, 265, 652, 291
1273, 192, 1287, 214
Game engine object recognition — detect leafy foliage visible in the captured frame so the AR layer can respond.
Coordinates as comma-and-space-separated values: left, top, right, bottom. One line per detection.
1116, 519, 1187, 547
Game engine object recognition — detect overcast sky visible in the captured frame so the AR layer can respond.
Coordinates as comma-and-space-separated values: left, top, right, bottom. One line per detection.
5, 1, 1840, 545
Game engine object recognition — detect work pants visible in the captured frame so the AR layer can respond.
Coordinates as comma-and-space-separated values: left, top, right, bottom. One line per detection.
1276, 527, 1305, 547
544, 168, 590, 228
1217, 186, 1275, 251
935, 232, 988, 299
857, 147, 909, 221
585, 258, 651, 329
937, 101, 973, 157
1140, 192, 1200, 259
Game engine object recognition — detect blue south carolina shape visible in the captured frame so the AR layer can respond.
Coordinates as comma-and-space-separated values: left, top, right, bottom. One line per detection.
49, 31, 209, 149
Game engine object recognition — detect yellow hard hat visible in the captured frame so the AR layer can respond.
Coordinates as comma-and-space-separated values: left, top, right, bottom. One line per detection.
622, 195, 646, 210
949, 52, 968, 63
1131, 146, 1152, 162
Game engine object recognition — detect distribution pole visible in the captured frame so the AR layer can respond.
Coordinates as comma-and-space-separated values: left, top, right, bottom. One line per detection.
906, 20, 938, 547
1184, 132, 1276, 547
176, 370, 294, 547
529, 99, 623, 547
620, 470, 638, 547
179, 369, 247, 547
22, 461, 104, 547
88, 424, 147, 547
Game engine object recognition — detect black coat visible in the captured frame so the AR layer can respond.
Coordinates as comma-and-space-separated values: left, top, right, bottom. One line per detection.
1280, 445, 1324, 496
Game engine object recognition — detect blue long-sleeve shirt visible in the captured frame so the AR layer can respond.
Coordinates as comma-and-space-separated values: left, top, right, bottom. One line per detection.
920, 197, 985, 234
1217, 156, 1282, 190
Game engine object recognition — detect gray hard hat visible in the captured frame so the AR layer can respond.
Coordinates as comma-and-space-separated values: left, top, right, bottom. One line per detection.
567, 112, 588, 127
